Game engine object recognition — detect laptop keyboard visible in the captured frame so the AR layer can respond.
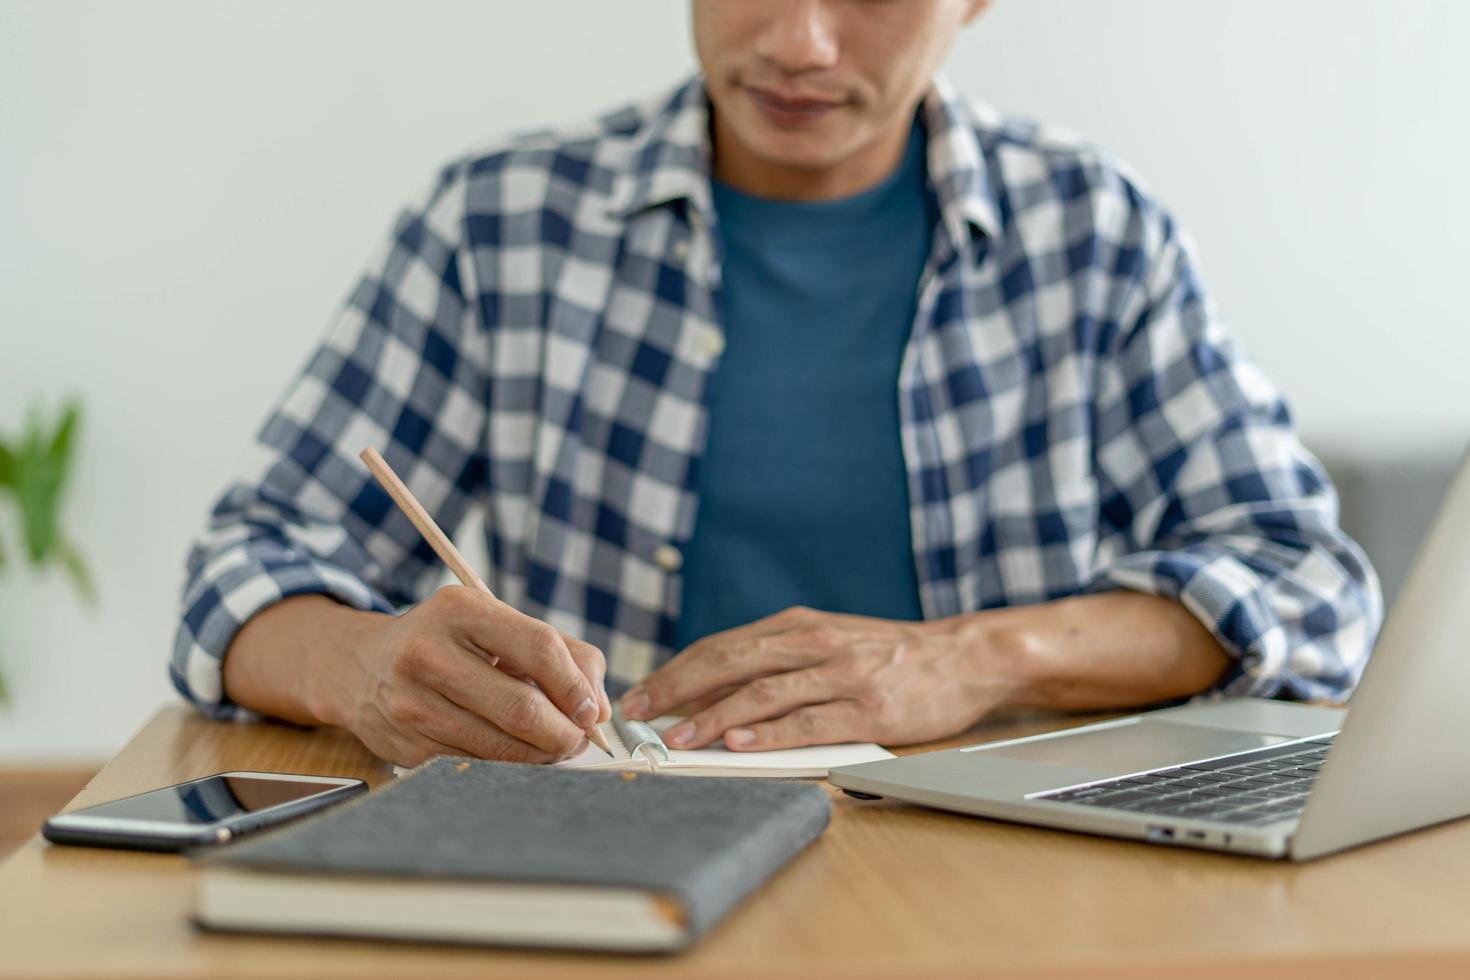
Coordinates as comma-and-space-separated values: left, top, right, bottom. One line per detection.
1035, 735, 1336, 826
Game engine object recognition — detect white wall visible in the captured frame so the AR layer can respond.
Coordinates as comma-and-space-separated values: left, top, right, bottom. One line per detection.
2, 1, 1466, 759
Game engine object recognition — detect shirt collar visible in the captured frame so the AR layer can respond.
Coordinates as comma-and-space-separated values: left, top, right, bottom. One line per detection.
921, 75, 1003, 244
609, 74, 1003, 244
607, 79, 716, 222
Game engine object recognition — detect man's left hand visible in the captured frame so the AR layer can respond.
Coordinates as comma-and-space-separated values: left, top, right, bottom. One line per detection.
618, 606, 1023, 751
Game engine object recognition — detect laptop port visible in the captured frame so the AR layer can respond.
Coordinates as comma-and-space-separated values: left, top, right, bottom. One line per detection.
1186, 830, 1208, 842
1146, 825, 1175, 842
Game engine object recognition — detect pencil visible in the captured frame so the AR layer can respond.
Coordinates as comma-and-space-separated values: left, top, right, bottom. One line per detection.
359, 446, 613, 758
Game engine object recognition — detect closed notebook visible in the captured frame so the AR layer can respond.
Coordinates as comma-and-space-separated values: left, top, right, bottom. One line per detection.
195, 757, 832, 952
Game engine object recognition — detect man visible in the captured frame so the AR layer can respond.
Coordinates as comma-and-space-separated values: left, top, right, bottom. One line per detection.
173, 0, 1381, 767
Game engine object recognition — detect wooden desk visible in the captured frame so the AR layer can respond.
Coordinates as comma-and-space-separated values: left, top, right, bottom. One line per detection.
3, 707, 1469, 979
0, 765, 98, 859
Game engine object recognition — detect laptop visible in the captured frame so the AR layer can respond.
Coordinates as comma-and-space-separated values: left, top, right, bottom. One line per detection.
829, 448, 1470, 860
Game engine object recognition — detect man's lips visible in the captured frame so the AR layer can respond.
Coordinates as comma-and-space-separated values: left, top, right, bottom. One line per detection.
743, 85, 847, 125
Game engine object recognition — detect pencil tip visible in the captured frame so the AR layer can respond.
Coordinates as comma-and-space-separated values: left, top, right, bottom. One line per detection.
587, 726, 615, 757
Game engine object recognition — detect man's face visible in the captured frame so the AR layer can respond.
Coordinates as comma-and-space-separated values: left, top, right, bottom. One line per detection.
692, 0, 986, 174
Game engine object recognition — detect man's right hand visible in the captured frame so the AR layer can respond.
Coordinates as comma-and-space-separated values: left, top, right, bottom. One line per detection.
223, 588, 611, 767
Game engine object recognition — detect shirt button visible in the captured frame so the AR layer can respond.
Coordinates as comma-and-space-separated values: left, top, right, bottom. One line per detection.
696, 327, 725, 359
672, 238, 690, 261
653, 544, 683, 572
689, 209, 706, 234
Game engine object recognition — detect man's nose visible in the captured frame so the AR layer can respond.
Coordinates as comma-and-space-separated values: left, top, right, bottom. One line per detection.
752, 0, 840, 75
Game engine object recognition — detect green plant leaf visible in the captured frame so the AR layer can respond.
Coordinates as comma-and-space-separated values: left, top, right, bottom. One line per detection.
15, 447, 61, 563
58, 537, 98, 607
22, 403, 42, 459
3, 399, 89, 583
12, 401, 79, 565
52, 399, 81, 460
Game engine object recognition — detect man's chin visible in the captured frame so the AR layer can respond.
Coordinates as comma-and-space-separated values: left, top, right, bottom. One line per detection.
735, 128, 864, 174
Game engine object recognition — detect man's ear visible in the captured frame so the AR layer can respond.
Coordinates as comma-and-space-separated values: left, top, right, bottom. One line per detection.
962, 0, 993, 26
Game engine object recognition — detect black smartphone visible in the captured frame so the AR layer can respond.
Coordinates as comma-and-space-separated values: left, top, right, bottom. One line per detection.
42, 771, 367, 852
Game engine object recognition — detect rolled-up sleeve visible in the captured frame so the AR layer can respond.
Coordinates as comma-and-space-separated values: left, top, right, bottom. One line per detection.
171, 164, 488, 718
1087, 200, 1383, 702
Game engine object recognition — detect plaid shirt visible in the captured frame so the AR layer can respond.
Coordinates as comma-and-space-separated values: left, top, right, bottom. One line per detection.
173, 76, 1382, 719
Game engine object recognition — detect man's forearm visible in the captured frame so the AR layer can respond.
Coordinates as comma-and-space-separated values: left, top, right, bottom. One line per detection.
957, 592, 1232, 713
222, 595, 389, 726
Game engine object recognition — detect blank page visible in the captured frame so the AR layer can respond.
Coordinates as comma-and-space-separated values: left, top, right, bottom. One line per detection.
554, 721, 644, 771
647, 717, 894, 775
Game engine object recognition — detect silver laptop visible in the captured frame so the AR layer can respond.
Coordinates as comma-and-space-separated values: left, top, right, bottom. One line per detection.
830, 448, 1470, 860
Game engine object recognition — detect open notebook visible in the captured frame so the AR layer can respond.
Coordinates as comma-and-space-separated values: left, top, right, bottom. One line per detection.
390, 709, 894, 778
554, 708, 894, 777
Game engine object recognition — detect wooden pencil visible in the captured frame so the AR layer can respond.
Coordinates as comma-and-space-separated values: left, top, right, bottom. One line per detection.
359, 446, 613, 757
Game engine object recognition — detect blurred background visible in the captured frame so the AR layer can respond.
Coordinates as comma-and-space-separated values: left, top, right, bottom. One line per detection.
1, 0, 1466, 770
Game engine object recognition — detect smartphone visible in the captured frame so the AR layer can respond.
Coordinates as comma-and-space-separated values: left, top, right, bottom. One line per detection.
42, 771, 367, 852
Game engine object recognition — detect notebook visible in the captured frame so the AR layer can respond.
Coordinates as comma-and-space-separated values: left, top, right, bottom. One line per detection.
195, 758, 832, 951
389, 707, 894, 778
558, 707, 895, 776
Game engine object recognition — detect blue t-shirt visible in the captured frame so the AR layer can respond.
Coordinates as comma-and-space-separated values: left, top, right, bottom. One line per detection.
675, 121, 936, 648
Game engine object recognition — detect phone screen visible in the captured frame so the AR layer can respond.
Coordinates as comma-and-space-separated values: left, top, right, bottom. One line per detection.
83, 775, 347, 825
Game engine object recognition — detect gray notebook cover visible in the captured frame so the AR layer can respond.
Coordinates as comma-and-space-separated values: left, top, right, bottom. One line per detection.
200, 758, 832, 944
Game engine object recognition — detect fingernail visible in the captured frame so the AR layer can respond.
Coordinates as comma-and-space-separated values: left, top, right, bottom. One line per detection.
574, 698, 599, 726
622, 689, 650, 719
726, 728, 755, 749
666, 721, 694, 747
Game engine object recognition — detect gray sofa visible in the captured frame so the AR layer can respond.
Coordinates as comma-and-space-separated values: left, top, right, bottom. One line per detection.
1318, 443, 1465, 607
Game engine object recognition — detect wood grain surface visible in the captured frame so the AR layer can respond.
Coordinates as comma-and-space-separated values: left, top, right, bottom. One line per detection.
0, 765, 100, 859
2, 705, 1468, 979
